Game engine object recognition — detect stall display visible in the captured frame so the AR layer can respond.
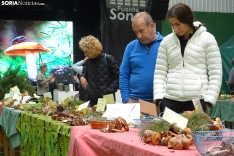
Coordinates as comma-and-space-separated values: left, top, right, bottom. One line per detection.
17, 111, 71, 156
0, 88, 227, 156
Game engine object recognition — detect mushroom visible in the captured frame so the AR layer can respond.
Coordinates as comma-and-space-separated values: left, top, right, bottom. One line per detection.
4, 36, 50, 81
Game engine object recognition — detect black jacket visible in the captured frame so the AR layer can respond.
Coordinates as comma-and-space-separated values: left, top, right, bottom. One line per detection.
82, 53, 119, 104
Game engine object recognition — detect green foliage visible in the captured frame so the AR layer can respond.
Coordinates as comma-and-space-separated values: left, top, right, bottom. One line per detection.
138, 112, 213, 136
181, 112, 213, 131
0, 63, 35, 100
219, 90, 225, 96
70, 98, 84, 108
139, 119, 170, 137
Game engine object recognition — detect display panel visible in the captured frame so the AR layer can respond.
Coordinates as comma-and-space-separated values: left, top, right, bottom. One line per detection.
0, 20, 73, 83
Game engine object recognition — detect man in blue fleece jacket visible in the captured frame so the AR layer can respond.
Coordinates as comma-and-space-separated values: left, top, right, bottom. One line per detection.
119, 12, 164, 103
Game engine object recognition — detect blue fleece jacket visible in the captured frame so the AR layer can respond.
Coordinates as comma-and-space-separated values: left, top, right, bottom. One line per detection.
119, 32, 164, 103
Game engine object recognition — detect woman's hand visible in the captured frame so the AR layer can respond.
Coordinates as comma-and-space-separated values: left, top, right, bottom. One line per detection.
73, 76, 78, 81
84, 57, 88, 62
80, 76, 88, 89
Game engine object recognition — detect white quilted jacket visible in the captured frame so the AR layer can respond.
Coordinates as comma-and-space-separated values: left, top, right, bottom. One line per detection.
153, 22, 222, 105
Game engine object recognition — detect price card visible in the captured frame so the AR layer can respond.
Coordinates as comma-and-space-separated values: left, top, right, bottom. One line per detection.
103, 94, 115, 104
77, 101, 89, 111
162, 107, 188, 129
96, 98, 106, 112
43, 92, 52, 98
75, 105, 79, 110
48, 99, 57, 109
63, 97, 72, 106
81, 108, 87, 114
192, 98, 204, 113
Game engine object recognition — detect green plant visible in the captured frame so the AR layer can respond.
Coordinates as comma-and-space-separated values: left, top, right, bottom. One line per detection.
219, 90, 225, 96
0, 63, 35, 100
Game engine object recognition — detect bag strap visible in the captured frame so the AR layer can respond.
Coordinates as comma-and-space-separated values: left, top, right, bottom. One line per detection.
104, 53, 109, 66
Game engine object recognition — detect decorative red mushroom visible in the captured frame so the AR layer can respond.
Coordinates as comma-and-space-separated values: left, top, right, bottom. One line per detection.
4, 37, 50, 81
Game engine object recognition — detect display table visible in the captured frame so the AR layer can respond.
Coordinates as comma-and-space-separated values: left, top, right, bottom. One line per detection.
68, 126, 201, 156
53, 89, 79, 102
208, 100, 234, 122
17, 111, 71, 156
0, 106, 21, 156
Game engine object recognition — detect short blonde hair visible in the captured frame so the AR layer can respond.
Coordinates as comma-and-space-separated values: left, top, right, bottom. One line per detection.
79, 35, 102, 58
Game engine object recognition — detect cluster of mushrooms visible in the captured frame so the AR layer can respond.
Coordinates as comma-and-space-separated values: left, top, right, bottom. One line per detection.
142, 117, 224, 151
51, 109, 88, 126
206, 141, 234, 156
142, 123, 193, 150
100, 116, 129, 133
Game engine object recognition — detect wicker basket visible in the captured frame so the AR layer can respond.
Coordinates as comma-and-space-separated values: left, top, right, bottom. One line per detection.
134, 117, 161, 130
90, 120, 114, 129
191, 129, 234, 156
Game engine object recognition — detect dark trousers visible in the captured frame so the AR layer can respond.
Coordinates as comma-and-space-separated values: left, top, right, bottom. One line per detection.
160, 98, 207, 114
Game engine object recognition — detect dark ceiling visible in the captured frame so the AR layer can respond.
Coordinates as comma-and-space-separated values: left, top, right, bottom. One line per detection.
0, 0, 100, 24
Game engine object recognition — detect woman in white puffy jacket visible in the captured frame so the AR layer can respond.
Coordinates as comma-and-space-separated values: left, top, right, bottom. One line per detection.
153, 3, 222, 113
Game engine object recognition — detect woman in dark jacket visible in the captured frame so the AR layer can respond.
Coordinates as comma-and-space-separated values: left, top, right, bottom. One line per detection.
79, 35, 119, 106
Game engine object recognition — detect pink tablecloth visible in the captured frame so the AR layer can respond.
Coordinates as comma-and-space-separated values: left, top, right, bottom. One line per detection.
68, 126, 201, 156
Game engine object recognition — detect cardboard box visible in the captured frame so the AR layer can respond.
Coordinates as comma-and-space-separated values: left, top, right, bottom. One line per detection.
139, 100, 160, 117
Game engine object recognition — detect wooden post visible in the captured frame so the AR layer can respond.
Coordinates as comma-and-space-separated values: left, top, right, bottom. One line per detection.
0, 127, 4, 155
3, 131, 8, 156
3, 131, 15, 156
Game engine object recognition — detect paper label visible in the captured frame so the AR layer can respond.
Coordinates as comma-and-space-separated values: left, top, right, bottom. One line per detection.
48, 99, 57, 109
77, 101, 89, 111
103, 94, 115, 104
192, 98, 204, 113
63, 97, 72, 106
75, 105, 79, 110
96, 98, 107, 112
102, 103, 140, 124
81, 108, 87, 114
10, 86, 19, 91
162, 107, 188, 129
43, 92, 52, 98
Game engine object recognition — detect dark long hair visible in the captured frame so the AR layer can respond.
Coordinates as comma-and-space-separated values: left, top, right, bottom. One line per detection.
167, 3, 194, 29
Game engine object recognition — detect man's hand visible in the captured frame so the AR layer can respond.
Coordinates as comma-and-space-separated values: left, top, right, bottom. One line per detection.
50, 77, 56, 83
127, 98, 138, 103
48, 74, 54, 80
155, 99, 162, 106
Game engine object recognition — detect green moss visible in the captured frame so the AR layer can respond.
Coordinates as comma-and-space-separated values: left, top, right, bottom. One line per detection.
181, 112, 213, 131
139, 112, 213, 136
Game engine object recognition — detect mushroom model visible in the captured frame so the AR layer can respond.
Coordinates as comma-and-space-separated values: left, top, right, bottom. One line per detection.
4, 36, 50, 81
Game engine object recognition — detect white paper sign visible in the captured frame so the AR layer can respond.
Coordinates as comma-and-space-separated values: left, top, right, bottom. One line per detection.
77, 101, 89, 111
192, 98, 204, 113
4, 93, 11, 99
13, 93, 22, 101
162, 107, 188, 129
10, 86, 19, 91
10, 89, 20, 97
102, 103, 140, 124
22, 96, 31, 103
33, 93, 40, 98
